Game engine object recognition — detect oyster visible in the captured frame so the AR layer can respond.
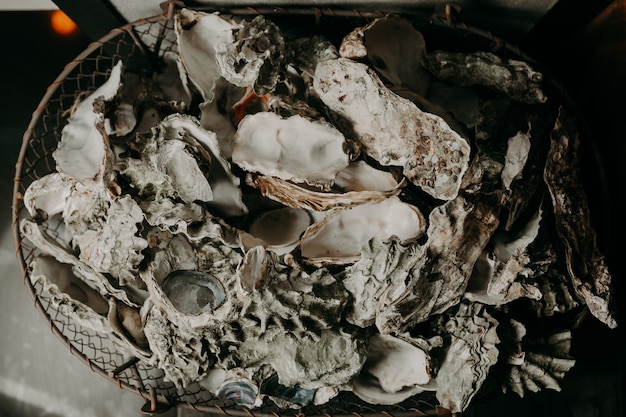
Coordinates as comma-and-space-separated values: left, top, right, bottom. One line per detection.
233, 112, 351, 189
29, 255, 110, 333
17, 9, 617, 414
376, 194, 500, 333
339, 16, 430, 95
435, 303, 500, 413
498, 321, 576, 397
24, 172, 147, 286
300, 197, 426, 266
353, 334, 435, 405
245, 174, 404, 212
544, 107, 616, 328
216, 15, 285, 95
314, 58, 471, 200
175, 9, 235, 102
53, 61, 122, 182
122, 114, 247, 217
425, 51, 547, 104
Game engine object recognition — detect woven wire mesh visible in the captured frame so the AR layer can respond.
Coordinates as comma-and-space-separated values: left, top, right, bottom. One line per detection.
12, 5, 558, 416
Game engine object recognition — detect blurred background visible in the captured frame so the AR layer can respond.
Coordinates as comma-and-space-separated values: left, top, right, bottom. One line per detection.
0, 1, 624, 416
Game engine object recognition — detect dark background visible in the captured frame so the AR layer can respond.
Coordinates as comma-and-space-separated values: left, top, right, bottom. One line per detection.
0, 1, 624, 416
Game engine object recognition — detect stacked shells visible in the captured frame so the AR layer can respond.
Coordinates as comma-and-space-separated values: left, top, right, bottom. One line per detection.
19, 9, 616, 414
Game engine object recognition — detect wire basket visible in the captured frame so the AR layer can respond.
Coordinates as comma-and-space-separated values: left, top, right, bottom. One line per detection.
11, 3, 607, 416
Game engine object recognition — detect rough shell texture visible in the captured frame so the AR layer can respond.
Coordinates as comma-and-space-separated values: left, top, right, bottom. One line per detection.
435, 303, 500, 413
314, 58, 470, 200
544, 107, 616, 328
426, 51, 547, 104
376, 194, 500, 333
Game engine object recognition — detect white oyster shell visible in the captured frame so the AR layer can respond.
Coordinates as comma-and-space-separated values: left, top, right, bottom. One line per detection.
353, 334, 433, 405
233, 112, 351, 189
246, 174, 404, 212
53, 61, 122, 182
300, 197, 426, 266
175, 9, 235, 102
334, 160, 400, 192
465, 207, 543, 305
20, 219, 138, 307
314, 58, 470, 200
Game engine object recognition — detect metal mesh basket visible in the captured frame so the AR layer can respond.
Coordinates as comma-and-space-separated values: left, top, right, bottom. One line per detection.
11, 3, 600, 416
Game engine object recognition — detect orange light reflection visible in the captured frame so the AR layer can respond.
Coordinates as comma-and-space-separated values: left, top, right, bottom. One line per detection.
50, 10, 77, 36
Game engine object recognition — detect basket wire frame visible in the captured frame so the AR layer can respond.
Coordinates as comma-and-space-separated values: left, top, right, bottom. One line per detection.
12, 3, 580, 416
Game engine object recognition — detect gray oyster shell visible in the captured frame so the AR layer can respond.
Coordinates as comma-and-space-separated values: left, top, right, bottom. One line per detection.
499, 321, 576, 397
435, 303, 500, 413
426, 51, 547, 104
544, 107, 616, 328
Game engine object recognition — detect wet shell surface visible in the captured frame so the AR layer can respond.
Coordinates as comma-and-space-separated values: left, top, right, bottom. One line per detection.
18, 9, 616, 414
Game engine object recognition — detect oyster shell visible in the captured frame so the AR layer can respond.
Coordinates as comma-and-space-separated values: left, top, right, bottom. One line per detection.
342, 237, 420, 328
24, 172, 147, 286
246, 207, 312, 254
175, 9, 235, 102
498, 321, 576, 397
314, 58, 470, 200
122, 114, 247, 218
376, 194, 500, 333
464, 207, 543, 305
29, 255, 110, 333
53, 61, 122, 182
245, 174, 404, 212
544, 107, 616, 328
300, 197, 426, 266
233, 112, 351, 189
435, 303, 500, 413
353, 334, 434, 405
425, 51, 547, 104
20, 219, 139, 307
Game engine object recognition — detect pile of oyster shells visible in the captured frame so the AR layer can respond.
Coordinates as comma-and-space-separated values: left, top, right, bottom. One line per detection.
20, 9, 617, 413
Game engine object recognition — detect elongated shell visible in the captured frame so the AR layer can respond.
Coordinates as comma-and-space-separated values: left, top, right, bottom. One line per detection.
53, 61, 122, 182
314, 58, 470, 200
